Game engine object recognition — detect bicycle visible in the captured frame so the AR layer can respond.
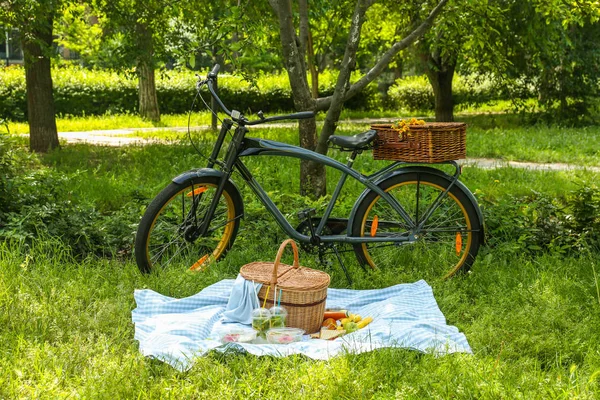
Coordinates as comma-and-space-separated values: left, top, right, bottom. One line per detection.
134, 65, 485, 283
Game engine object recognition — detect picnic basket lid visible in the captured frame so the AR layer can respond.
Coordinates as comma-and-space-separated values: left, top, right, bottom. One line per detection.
240, 239, 330, 291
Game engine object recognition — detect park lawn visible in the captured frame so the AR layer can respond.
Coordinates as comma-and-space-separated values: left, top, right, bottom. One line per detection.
7, 106, 600, 166
1, 126, 600, 397
1, 239, 599, 398
115, 120, 600, 167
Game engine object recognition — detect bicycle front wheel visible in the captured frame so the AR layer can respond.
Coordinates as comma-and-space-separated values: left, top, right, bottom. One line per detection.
351, 170, 482, 280
135, 176, 243, 273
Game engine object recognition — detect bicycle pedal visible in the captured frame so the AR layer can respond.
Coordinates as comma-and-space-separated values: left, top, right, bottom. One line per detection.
297, 208, 316, 220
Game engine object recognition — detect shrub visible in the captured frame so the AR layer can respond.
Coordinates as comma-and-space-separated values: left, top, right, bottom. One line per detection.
453, 76, 500, 106
480, 187, 600, 255
0, 66, 27, 121
0, 66, 380, 122
387, 75, 434, 112
0, 134, 140, 257
387, 74, 505, 112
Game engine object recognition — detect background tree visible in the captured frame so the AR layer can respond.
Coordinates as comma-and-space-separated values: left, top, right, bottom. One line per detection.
94, 0, 171, 122
0, 0, 64, 152
165, 1, 281, 74
302, 1, 354, 98
399, 0, 600, 123
496, 0, 600, 123
381, 0, 508, 122
54, 2, 103, 66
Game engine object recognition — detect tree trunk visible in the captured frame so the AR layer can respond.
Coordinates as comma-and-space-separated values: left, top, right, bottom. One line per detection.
22, 20, 59, 153
136, 22, 160, 122
424, 58, 456, 122
393, 64, 403, 80
298, 117, 326, 197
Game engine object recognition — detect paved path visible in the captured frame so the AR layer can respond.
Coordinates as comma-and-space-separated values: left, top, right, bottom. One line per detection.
461, 158, 600, 173
53, 117, 406, 146
53, 125, 600, 173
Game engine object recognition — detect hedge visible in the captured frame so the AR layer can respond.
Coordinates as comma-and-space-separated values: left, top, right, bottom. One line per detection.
387, 74, 507, 112
0, 66, 379, 121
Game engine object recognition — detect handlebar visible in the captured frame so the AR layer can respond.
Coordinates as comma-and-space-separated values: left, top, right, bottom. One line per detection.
245, 111, 315, 125
206, 79, 233, 116
208, 64, 220, 79
201, 64, 315, 125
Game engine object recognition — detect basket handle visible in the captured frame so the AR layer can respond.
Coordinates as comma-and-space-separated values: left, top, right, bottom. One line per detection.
270, 239, 300, 285
392, 132, 421, 149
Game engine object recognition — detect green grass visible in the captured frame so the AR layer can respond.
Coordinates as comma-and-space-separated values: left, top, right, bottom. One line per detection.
7, 110, 396, 134
7, 112, 219, 134
468, 125, 600, 165
2, 122, 600, 397
38, 130, 600, 209
457, 99, 539, 114
1, 238, 599, 398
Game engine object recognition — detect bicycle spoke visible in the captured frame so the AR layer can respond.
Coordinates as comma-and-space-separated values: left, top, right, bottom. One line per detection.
206, 216, 238, 234
422, 227, 473, 233
161, 242, 192, 268
151, 241, 184, 264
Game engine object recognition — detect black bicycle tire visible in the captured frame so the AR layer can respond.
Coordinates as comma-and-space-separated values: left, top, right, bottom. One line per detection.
135, 176, 243, 274
350, 171, 482, 279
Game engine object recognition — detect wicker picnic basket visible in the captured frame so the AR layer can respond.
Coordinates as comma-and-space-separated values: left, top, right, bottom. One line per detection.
240, 239, 330, 334
372, 122, 466, 163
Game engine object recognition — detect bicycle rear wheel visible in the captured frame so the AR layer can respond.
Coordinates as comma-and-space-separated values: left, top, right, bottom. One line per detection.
135, 176, 243, 273
351, 170, 482, 280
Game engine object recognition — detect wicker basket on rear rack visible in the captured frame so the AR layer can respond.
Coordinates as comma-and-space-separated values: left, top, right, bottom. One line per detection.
240, 239, 330, 334
371, 122, 466, 163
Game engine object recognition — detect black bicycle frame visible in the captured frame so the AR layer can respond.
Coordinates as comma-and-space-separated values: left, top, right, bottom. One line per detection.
198, 118, 460, 245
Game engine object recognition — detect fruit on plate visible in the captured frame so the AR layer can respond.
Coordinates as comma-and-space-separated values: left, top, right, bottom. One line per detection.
349, 314, 362, 323
323, 311, 349, 320
323, 312, 373, 332
357, 316, 373, 329
343, 321, 359, 333
322, 318, 337, 330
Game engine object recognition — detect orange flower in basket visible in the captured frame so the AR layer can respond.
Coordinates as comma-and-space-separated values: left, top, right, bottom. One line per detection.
391, 119, 426, 135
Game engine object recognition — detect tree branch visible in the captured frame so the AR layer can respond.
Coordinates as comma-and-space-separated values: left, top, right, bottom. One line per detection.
316, 0, 371, 153
315, 0, 450, 111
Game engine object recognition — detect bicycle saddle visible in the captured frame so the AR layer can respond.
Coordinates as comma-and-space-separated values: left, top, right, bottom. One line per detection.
328, 129, 377, 150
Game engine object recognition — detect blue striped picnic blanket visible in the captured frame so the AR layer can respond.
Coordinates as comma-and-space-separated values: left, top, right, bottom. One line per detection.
132, 278, 471, 371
